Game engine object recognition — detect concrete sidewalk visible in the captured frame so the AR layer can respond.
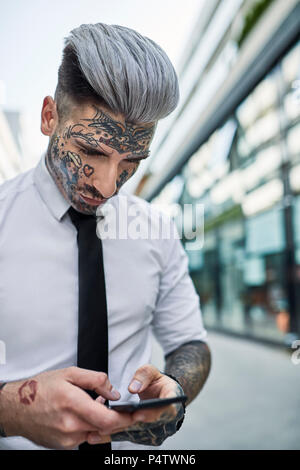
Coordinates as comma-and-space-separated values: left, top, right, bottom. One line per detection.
151, 331, 300, 450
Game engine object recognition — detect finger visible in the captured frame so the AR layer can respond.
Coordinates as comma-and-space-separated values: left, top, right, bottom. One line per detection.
86, 432, 111, 445
69, 390, 138, 433
95, 396, 106, 404
60, 412, 103, 433
128, 364, 162, 394
133, 403, 177, 424
66, 367, 120, 401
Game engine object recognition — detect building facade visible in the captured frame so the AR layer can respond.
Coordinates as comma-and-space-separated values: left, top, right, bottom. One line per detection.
137, 0, 300, 346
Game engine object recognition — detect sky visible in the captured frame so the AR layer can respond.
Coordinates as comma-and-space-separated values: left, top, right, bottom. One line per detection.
0, 0, 204, 165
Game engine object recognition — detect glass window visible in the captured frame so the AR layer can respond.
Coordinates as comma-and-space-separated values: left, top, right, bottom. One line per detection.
281, 41, 300, 88
242, 207, 288, 340
245, 207, 285, 254
218, 219, 246, 333
293, 196, 300, 245
236, 69, 280, 162
290, 163, 300, 193
284, 90, 300, 122
190, 230, 219, 328
287, 122, 300, 158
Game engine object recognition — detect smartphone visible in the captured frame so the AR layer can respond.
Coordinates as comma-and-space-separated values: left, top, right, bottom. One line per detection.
109, 395, 187, 413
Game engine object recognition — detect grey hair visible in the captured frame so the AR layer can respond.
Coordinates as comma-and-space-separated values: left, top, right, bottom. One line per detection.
64, 23, 179, 123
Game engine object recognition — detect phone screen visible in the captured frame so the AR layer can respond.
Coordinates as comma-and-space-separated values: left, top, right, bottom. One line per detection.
109, 395, 187, 413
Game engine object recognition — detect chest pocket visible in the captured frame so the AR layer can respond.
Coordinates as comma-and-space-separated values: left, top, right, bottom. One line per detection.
102, 237, 161, 329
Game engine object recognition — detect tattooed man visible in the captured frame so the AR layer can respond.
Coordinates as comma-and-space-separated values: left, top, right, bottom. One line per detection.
0, 23, 211, 450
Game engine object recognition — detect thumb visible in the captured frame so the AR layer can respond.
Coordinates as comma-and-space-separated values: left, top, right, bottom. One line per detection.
128, 364, 162, 394
66, 366, 120, 401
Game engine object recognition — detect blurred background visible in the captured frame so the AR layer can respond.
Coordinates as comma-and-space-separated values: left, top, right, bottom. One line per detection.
1, 0, 299, 450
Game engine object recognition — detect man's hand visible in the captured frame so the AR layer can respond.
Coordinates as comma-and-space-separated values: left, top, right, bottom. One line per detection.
86, 340, 212, 447
86, 364, 185, 446
0, 367, 139, 450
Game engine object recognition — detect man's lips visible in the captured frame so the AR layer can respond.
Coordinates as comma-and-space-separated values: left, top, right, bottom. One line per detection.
79, 193, 106, 206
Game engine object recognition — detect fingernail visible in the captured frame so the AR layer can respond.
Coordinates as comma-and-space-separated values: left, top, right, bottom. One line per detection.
130, 380, 142, 392
111, 388, 121, 399
97, 396, 106, 404
135, 413, 145, 422
89, 435, 102, 444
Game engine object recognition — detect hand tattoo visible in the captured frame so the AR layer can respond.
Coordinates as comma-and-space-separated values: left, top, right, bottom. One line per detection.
110, 342, 211, 447
111, 383, 185, 446
18, 380, 38, 405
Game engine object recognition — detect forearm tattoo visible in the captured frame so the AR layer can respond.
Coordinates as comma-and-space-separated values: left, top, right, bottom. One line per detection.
165, 340, 211, 405
111, 383, 185, 446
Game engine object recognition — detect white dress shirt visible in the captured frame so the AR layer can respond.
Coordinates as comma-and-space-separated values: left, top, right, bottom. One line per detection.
0, 154, 207, 450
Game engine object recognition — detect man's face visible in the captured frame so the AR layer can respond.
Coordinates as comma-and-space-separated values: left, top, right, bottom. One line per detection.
46, 102, 155, 215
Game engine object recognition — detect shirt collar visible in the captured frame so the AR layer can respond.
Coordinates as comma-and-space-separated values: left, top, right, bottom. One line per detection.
33, 153, 70, 221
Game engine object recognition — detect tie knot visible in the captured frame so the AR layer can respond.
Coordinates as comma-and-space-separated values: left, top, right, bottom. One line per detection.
68, 206, 96, 230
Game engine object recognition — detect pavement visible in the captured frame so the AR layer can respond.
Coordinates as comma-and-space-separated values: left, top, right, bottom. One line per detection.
151, 330, 300, 450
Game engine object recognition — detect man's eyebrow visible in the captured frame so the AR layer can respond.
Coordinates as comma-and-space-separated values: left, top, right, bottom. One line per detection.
74, 138, 150, 160
73, 139, 111, 155
125, 153, 150, 161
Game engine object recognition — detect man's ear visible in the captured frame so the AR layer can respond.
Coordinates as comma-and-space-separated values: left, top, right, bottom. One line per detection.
41, 96, 59, 136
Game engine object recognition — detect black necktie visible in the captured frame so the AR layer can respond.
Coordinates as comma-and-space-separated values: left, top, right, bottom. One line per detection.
68, 207, 111, 451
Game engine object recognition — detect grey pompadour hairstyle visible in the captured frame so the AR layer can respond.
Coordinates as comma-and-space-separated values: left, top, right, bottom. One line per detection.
58, 23, 179, 123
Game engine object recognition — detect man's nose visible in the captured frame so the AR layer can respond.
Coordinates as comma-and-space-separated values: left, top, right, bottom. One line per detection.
92, 161, 118, 199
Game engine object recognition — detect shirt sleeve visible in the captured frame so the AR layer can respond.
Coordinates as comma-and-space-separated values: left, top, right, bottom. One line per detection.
151, 219, 207, 356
